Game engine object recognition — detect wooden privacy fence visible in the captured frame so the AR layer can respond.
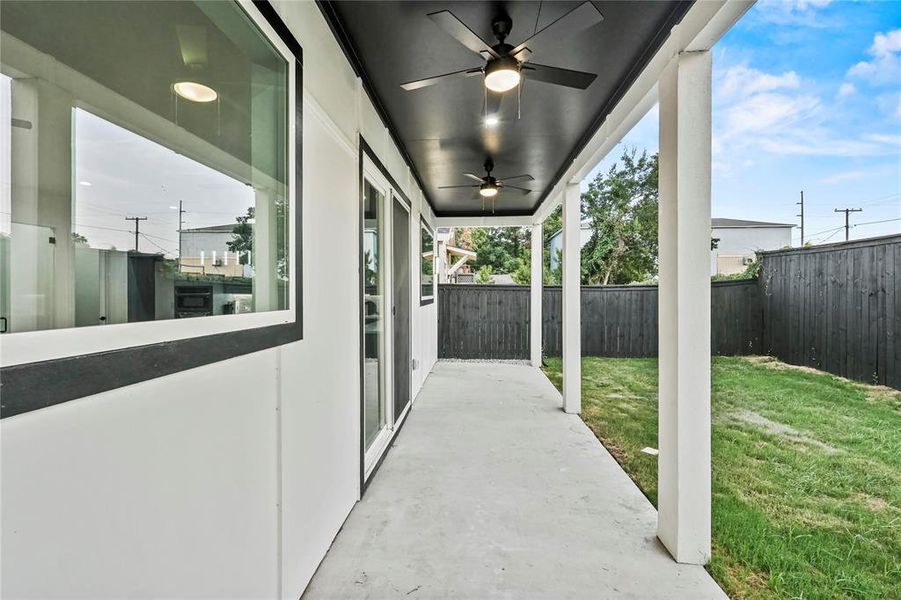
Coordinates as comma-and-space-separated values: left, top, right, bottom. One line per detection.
437, 235, 900, 388
438, 280, 763, 361
759, 235, 900, 388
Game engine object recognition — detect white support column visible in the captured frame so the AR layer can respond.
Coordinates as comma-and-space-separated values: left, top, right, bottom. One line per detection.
530, 222, 543, 367
561, 184, 581, 414
656, 50, 712, 565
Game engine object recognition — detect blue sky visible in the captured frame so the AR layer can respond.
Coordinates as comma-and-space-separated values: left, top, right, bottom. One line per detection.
586, 0, 901, 245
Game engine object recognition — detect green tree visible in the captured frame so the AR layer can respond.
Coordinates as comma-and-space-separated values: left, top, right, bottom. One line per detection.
227, 207, 255, 265
580, 149, 658, 285
476, 264, 493, 284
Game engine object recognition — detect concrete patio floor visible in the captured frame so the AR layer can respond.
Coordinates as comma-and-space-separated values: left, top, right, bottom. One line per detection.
303, 361, 726, 599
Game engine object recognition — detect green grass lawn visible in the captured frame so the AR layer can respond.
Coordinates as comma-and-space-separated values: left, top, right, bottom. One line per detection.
542, 356, 901, 600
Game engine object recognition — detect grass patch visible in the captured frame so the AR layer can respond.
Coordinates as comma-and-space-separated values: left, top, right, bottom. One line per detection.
542, 356, 901, 600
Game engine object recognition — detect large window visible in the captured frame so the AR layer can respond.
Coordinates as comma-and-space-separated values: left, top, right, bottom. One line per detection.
0, 1, 291, 338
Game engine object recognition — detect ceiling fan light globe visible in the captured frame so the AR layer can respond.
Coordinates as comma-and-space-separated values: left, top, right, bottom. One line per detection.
484, 57, 521, 93
485, 68, 520, 92
173, 81, 218, 103
479, 185, 498, 198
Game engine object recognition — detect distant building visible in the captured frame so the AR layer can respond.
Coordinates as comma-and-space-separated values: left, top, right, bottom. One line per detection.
547, 217, 795, 276
548, 220, 593, 271
710, 218, 794, 275
179, 224, 250, 277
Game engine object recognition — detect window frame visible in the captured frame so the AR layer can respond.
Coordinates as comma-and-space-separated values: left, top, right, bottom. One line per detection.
0, 0, 303, 418
419, 217, 435, 306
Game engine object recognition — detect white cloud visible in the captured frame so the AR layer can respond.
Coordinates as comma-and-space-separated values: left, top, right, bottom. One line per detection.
714, 63, 898, 159
837, 82, 856, 99
820, 170, 866, 185
753, 0, 836, 27
847, 29, 901, 85
719, 64, 800, 99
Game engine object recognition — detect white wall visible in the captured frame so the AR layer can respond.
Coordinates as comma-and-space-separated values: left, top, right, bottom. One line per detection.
0, 1, 439, 598
710, 226, 792, 274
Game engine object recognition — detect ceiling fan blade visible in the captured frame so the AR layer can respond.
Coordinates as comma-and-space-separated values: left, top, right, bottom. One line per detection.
501, 185, 533, 194
439, 184, 480, 189
522, 63, 597, 89
496, 174, 534, 183
463, 173, 485, 182
510, 1, 603, 58
401, 67, 483, 91
512, 47, 532, 63
428, 11, 501, 59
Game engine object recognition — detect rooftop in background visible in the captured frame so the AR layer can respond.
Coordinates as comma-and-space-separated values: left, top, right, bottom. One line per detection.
180, 224, 236, 234
711, 218, 795, 229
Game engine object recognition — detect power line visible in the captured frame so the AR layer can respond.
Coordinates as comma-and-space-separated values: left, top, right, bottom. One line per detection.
139, 233, 175, 256
853, 217, 901, 228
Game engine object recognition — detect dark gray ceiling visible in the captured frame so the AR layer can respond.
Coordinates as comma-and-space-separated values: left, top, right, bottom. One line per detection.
323, 1, 692, 217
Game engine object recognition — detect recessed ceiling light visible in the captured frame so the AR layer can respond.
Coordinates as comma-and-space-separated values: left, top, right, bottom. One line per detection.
173, 81, 218, 103
484, 115, 499, 127
78, 181, 92, 187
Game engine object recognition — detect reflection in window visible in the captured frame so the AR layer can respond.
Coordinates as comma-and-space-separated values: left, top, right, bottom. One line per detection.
421, 222, 434, 303
363, 179, 386, 450
0, 0, 289, 334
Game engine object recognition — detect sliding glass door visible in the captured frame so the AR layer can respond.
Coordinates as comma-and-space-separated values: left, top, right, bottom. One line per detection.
361, 156, 413, 480
362, 177, 386, 455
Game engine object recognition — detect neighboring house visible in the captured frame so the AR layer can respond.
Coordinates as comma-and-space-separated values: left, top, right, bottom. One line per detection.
710, 218, 793, 275
548, 217, 795, 276
435, 227, 478, 283
548, 220, 593, 270
179, 224, 250, 277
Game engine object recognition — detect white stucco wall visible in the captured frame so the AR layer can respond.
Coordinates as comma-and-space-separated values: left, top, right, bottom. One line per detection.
0, 2, 439, 598
710, 226, 792, 274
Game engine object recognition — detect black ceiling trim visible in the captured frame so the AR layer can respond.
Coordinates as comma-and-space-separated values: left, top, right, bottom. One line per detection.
316, 0, 435, 215
532, 0, 693, 213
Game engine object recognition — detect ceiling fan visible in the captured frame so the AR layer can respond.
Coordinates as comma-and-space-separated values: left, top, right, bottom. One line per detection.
439, 159, 533, 211
400, 2, 603, 118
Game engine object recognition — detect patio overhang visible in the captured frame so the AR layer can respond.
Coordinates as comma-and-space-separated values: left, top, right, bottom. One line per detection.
320, 0, 753, 567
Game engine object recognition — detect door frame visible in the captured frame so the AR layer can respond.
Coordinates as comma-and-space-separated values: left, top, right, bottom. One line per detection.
358, 138, 414, 492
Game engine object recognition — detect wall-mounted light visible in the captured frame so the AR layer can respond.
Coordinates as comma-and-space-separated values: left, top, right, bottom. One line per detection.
484, 57, 521, 93
173, 81, 218, 103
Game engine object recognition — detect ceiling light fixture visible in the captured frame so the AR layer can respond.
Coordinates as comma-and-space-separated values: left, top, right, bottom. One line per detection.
484, 114, 499, 127
479, 184, 499, 198
173, 81, 218, 103
78, 181, 92, 187
484, 57, 521, 93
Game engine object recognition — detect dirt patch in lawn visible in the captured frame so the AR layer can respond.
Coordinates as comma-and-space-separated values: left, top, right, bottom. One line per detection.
724, 409, 839, 454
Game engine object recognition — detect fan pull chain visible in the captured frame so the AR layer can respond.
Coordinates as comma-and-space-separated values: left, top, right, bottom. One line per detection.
518, 76, 522, 120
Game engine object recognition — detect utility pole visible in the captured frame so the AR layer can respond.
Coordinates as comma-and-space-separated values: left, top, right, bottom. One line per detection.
176, 200, 186, 262
834, 207, 862, 242
797, 191, 805, 246
125, 216, 148, 251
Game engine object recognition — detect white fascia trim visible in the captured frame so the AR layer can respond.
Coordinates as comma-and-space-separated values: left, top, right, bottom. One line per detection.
435, 215, 535, 228
532, 0, 754, 225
